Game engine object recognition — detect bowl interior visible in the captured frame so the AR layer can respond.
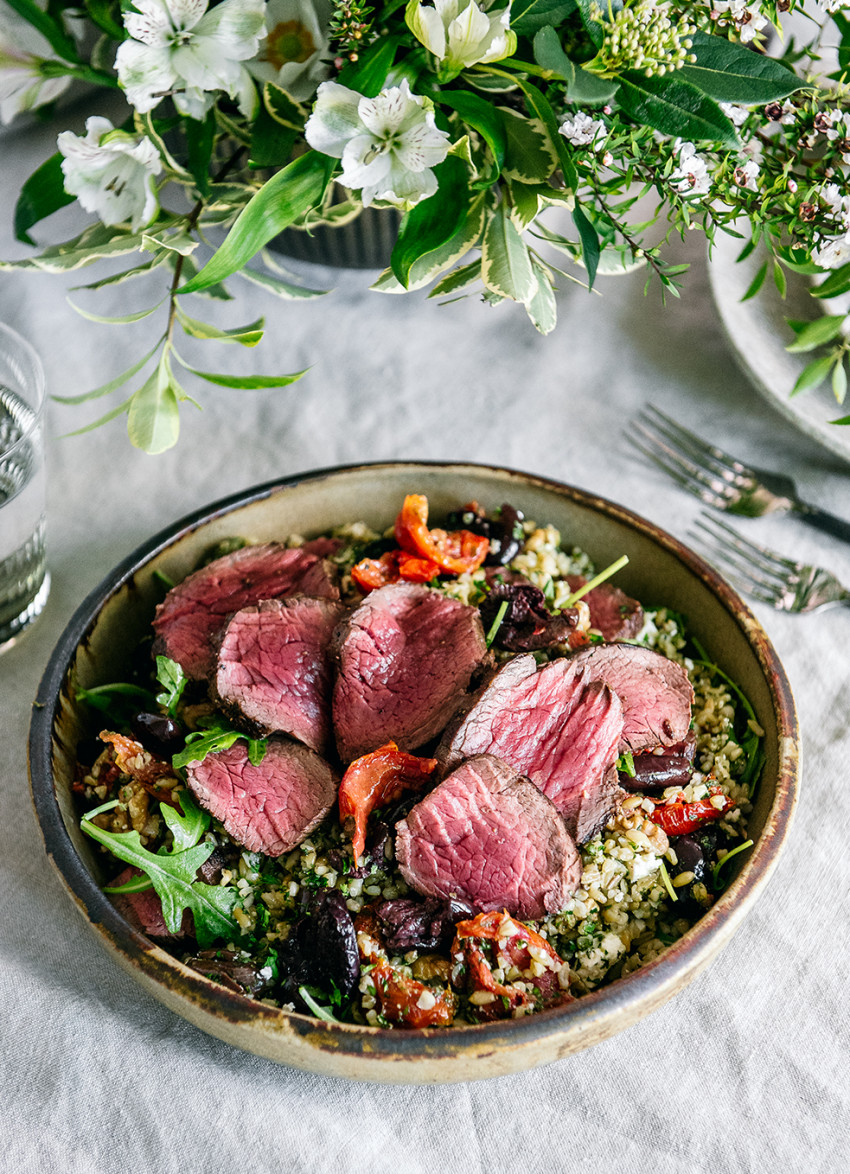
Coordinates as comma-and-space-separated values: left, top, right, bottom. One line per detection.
31, 462, 799, 1082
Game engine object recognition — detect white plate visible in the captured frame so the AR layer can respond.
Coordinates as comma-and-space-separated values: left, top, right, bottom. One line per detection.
708, 231, 850, 466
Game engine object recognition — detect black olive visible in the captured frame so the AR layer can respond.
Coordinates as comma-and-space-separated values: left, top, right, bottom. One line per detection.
310, 890, 360, 999
130, 711, 184, 756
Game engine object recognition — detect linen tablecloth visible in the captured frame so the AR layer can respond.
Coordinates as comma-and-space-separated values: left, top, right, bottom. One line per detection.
2, 98, 848, 1174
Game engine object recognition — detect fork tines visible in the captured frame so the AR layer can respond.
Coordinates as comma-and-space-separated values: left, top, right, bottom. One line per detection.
690, 514, 800, 604
629, 405, 755, 509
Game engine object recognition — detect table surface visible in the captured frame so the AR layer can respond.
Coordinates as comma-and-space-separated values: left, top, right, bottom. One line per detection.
2, 97, 848, 1174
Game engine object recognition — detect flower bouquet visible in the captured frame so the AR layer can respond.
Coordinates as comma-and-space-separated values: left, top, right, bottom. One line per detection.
2, 0, 850, 451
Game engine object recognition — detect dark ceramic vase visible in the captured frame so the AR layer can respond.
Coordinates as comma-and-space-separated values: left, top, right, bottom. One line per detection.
270, 206, 400, 269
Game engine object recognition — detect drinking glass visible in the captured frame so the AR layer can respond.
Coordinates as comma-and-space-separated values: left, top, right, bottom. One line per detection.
0, 323, 49, 650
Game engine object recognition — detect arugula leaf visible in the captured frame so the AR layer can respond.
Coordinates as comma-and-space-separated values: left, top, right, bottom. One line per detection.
161, 790, 210, 852
617, 752, 636, 777
173, 717, 268, 770
81, 801, 240, 947
155, 656, 188, 717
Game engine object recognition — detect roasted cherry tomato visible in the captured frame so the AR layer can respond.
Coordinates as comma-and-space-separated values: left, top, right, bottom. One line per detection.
351, 549, 441, 593
451, 910, 573, 1021
394, 494, 490, 575
646, 786, 734, 836
371, 963, 457, 1028
338, 742, 438, 863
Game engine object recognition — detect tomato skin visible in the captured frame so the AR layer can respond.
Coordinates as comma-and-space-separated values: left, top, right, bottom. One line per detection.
646, 787, 734, 836
451, 910, 573, 1022
371, 963, 456, 1028
394, 494, 489, 575
338, 742, 438, 863
350, 549, 441, 593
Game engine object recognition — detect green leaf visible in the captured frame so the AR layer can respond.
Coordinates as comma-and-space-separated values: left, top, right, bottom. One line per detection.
238, 266, 329, 300
142, 228, 198, 256
791, 353, 835, 396
811, 264, 850, 300
70, 256, 168, 292
617, 72, 738, 146
373, 191, 487, 293
178, 152, 333, 294
525, 259, 558, 334
511, 0, 576, 34
481, 200, 536, 303
508, 180, 541, 229
428, 259, 483, 298
173, 353, 306, 389
566, 66, 619, 105
532, 26, 575, 84
14, 154, 75, 246
575, 0, 617, 46
174, 305, 265, 345
53, 339, 164, 405
60, 395, 135, 437
127, 360, 181, 454
572, 204, 600, 289
438, 90, 507, 182
0, 223, 147, 274
499, 108, 557, 183
679, 31, 801, 104
66, 297, 164, 326
773, 260, 787, 299
249, 105, 298, 170
833, 357, 848, 404
186, 110, 216, 198
83, 0, 125, 39
155, 656, 187, 717
5, 0, 79, 61
135, 112, 192, 180
509, 76, 578, 190
337, 35, 400, 98
80, 805, 239, 947
740, 260, 767, 303
391, 156, 469, 288
161, 791, 210, 853
262, 82, 309, 130
785, 316, 846, 353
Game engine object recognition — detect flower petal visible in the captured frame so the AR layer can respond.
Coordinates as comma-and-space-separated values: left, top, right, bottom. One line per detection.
304, 80, 365, 157
115, 39, 176, 112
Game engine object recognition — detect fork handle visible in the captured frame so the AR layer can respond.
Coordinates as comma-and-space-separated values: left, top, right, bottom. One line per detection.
793, 502, 850, 545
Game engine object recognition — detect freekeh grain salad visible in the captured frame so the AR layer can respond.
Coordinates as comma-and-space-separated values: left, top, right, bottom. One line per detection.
74, 494, 762, 1027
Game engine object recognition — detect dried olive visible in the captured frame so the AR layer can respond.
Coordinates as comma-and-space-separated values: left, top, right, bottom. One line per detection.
129, 711, 184, 756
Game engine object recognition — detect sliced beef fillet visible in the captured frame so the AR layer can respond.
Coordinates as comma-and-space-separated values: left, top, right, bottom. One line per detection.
152, 543, 340, 680
567, 643, 693, 753
332, 582, 488, 762
185, 738, 337, 856
439, 654, 625, 841
213, 596, 347, 755
566, 575, 644, 641
395, 755, 581, 919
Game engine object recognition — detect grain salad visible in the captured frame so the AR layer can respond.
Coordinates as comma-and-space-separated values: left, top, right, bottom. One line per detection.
74, 497, 762, 1028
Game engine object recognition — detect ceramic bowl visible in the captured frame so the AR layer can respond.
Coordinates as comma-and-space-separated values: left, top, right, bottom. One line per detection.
29, 462, 799, 1083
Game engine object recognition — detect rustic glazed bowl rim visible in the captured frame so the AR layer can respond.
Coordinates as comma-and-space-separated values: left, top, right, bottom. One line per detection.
29, 460, 799, 1065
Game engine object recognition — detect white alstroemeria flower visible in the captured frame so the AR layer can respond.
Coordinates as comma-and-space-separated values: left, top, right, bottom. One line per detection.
249, 0, 331, 100
305, 78, 451, 209
406, 0, 516, 75
712, 0, 767, 45
115, 0, 267, 120
559, 112, 607, 150
0, 10, 72, 125
57, 117, 161, 232
813, 233, 850, 270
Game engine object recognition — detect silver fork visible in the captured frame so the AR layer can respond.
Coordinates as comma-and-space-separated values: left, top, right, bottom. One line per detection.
691, 513, 850, 613
630, 405, 850, 544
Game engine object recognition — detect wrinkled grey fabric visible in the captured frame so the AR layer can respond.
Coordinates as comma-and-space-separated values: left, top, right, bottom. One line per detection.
2, 100, 848, 1174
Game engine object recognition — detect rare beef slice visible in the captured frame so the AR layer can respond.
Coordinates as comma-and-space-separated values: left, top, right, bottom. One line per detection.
439, 654, 625, 842
213, 595, 348, 755
185, 738, 337, 856
332, 582, 488, 762
153, 543, 339, 680
395, 755, 581, 920
566, 643, 693, 752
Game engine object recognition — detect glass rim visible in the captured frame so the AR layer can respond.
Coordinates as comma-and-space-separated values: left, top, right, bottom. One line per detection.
0, 321, 46, 450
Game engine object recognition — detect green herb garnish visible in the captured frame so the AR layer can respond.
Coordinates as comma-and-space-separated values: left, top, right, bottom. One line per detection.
657, 858, 678, 903
485, 599, 509, 648
298, 985, 340, 1022
712, 839, 754, 889
81, 799, 239, 947
617, 752, 636, 777
690, 640, 765, 796
563, 555, 630, 608
155, 655, 187, 717
172, 716, 268, 770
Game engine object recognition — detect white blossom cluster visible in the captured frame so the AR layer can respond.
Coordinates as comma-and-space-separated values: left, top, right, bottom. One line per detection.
711, 0, 768, 45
